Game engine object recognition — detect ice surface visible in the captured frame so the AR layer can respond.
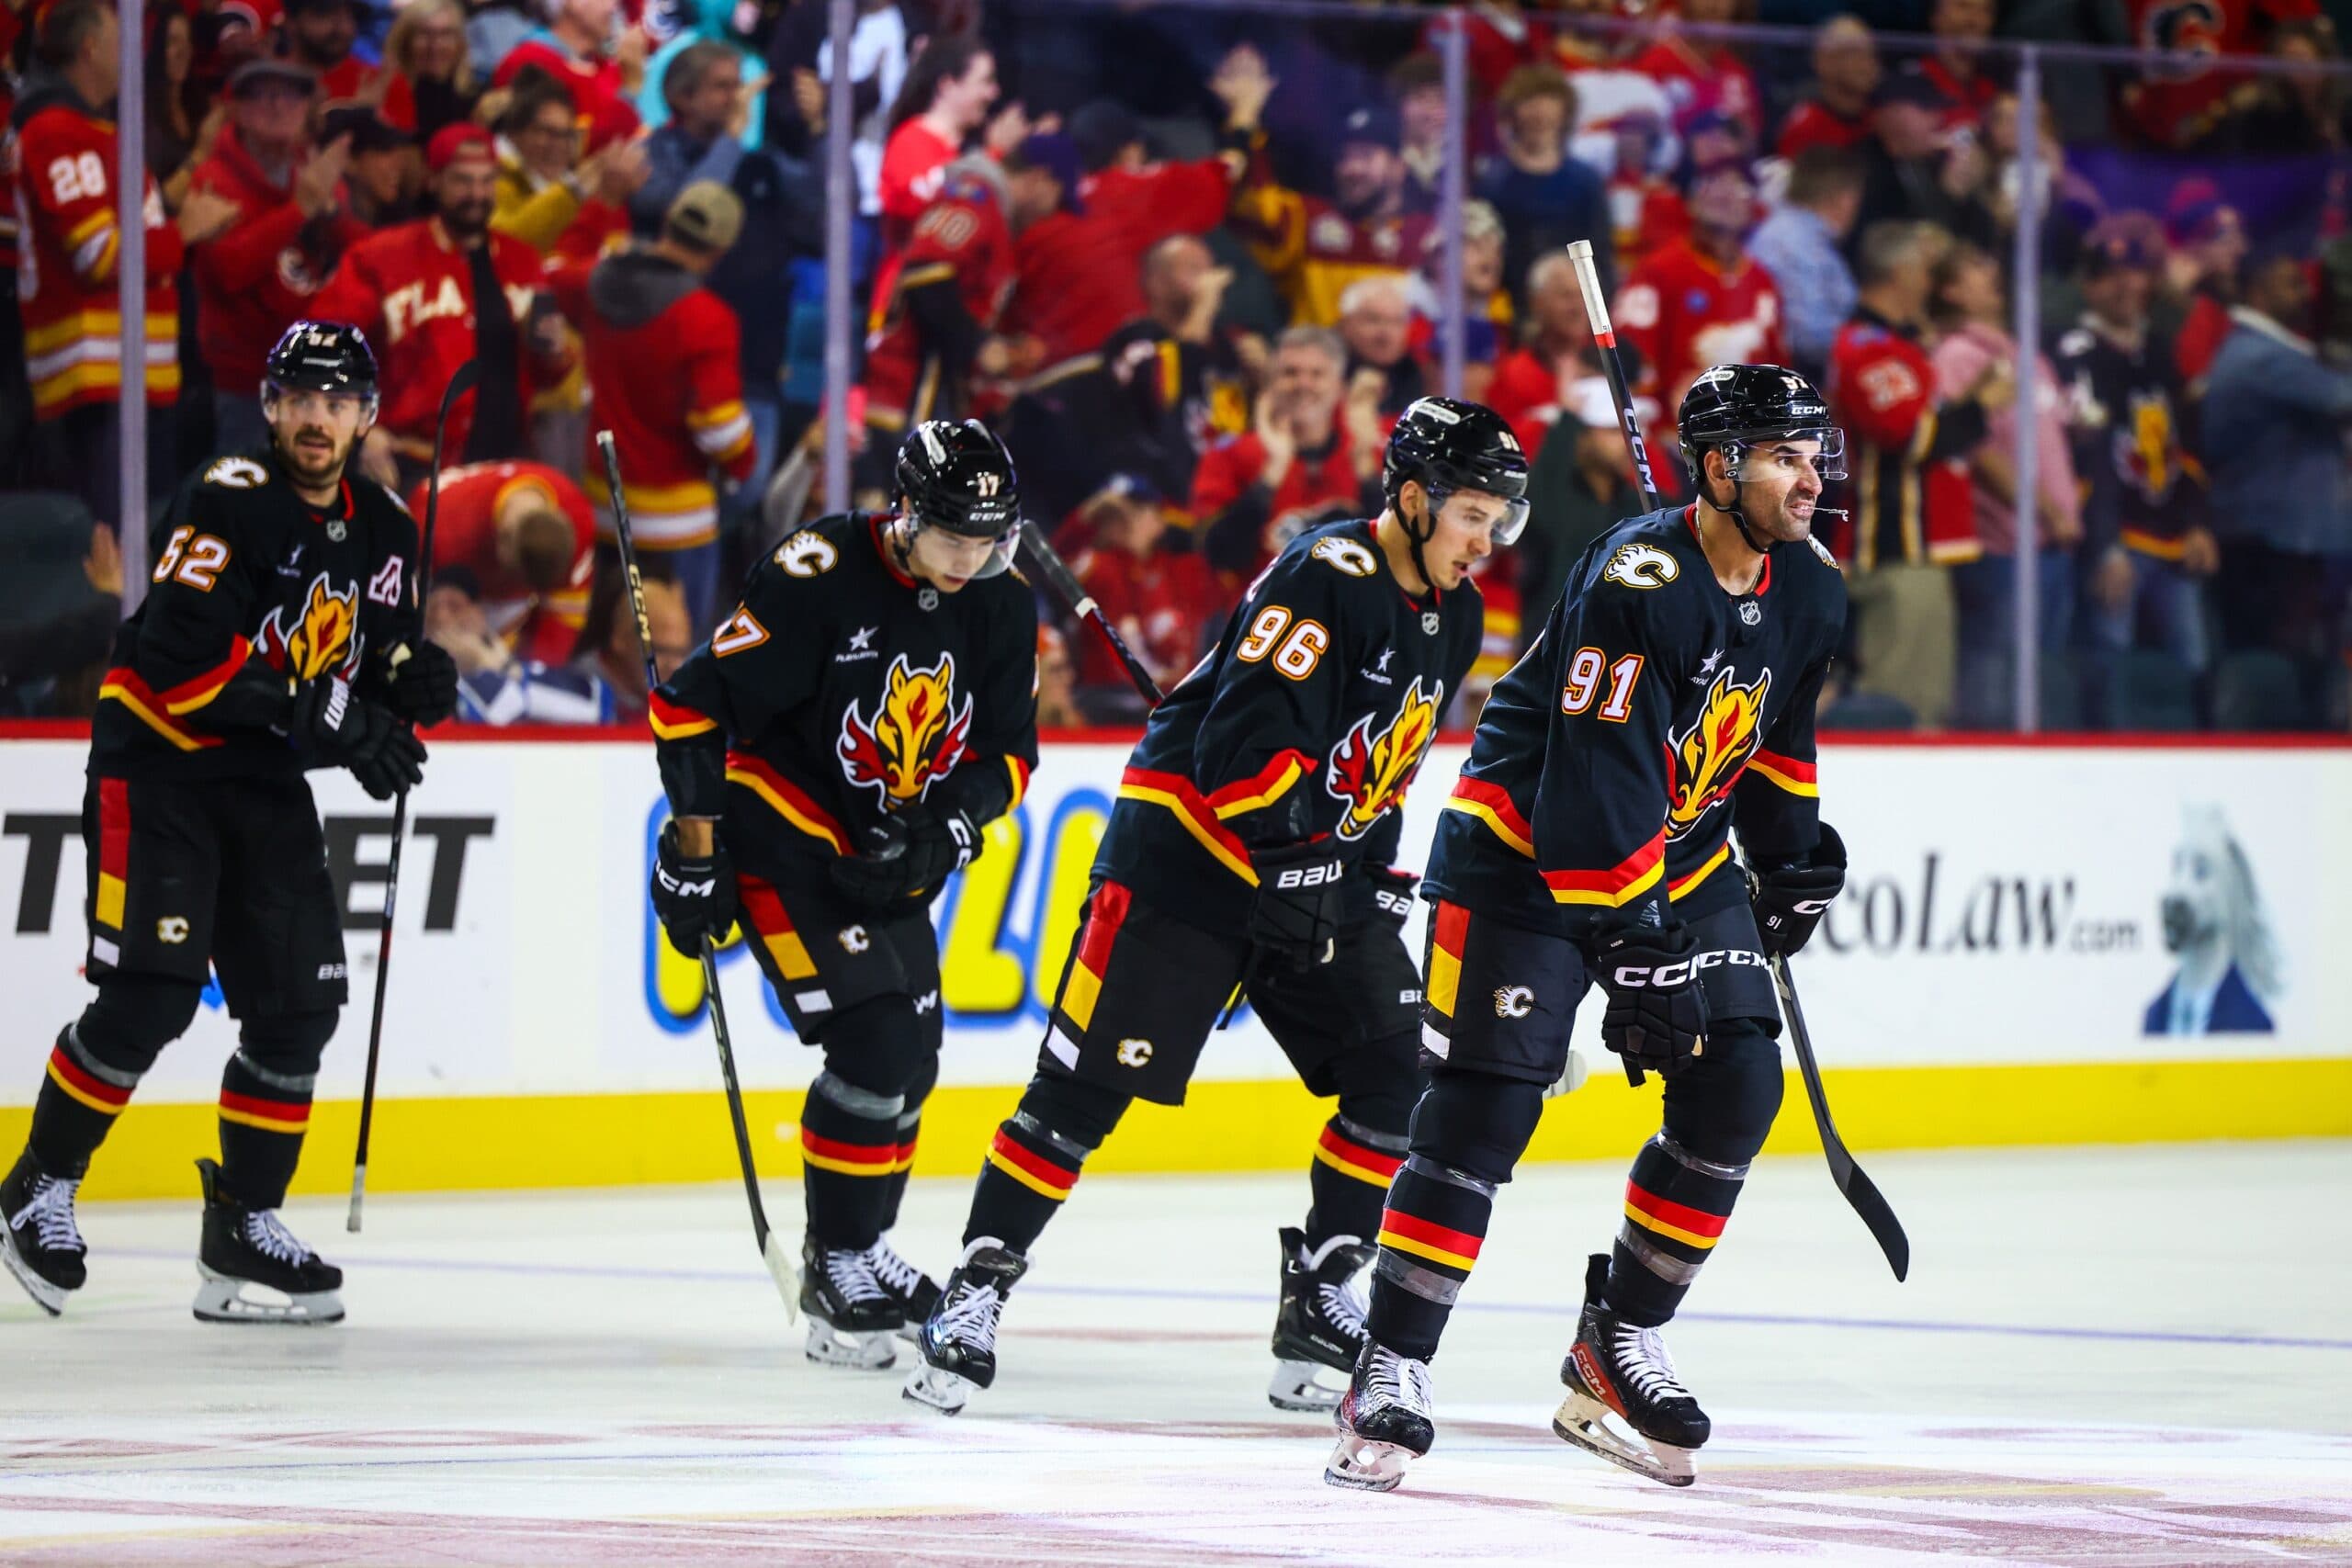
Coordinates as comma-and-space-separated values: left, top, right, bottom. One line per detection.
2, 1143, 2348, 1565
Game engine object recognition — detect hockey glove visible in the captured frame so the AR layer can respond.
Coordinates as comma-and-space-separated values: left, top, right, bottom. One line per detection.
1593, 925, 1711, 1086
650, 821, 738, 958
291, 675, 426, 800
827, 803, 980, 908
1248, 840, 1346, 970
382, 640, 459, 728
1748, 822, 1847, 961
1364, 865, 1419, 934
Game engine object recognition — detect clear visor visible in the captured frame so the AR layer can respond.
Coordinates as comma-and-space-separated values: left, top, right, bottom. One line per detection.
1720, 429, 1847, 483
262, 380, 380, 426
910, 514, 1023, 581
1430, 486, 1532, 547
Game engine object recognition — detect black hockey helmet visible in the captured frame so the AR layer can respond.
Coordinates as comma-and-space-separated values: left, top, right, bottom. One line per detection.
1381, 395, 1531, 547
894, 418, 1023, 577
264, 320, 380, 405
1676, 363, 1845, 488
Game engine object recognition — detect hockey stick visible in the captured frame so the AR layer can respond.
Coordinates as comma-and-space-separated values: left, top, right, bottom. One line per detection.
1565, 239, 1908, 1281
348, 356, 478, 1233
1018, 525, 1164, 706
598, 429, 798, 1317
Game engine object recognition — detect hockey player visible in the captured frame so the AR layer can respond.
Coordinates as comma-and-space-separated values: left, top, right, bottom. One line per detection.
0, 321, 455, 1324
1325, 366, 1851, 1492
645, 419, 1039, 1368
904, 398, 1530, 1417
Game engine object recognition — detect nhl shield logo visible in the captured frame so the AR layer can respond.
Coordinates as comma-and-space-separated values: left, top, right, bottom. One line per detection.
1739, 600, 1762, 626
918, 587, 940, 612
326, 519, 347, 542
1421, 611, 1441, 636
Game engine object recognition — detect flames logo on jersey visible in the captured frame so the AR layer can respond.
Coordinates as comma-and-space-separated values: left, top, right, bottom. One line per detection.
256, 573, 362, 682
1325, 677, 1442, 840
1665, 666, 1771, 840
837, 652, 975, 806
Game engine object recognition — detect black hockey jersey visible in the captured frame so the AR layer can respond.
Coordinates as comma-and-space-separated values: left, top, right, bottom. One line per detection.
1094, 517, 1483, 931
2052, 315, 2203, 561
650, 512, 1040, 894
92, 448, 421, 782
1426, 505, 1844, 943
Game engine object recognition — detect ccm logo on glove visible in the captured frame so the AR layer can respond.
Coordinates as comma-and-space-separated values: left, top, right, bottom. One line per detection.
1610, 949, 1766, 987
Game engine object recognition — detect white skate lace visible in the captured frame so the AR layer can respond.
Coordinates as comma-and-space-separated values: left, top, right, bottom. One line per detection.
243, 1211, 316, 1268
1317, 1277, 1368, 1340
1364, 1345, 1433, 1419
865, 1242, 925, 1300
1610, 1322, 1692, 1404
934, 1277, 1003, 1354
14, 1174, 85, 1255
822, 1247, 892, 1305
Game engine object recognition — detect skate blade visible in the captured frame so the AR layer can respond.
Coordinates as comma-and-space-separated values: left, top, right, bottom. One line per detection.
1268, 1357, 1349, 1413
191, 1265, 344, 1326
900, 1362, 976, 1415
1550, 1391, 1695, 1488
1323, 1431, 1419, 1492
0, 1233, 67, 1316
803, 1318, 898, 1370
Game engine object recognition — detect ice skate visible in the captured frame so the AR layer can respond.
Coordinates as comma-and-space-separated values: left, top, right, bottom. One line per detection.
1323, 1339, 1435, 1492
798, 1238, 902, 1368
1268, 1226, 1373, 1411
867, 1235, 942, 1345
1, 1151, 86, 1315
192, 1158, 345, 1325
902, 1237, 1025, 1414
1552, 1253, 1705, 1487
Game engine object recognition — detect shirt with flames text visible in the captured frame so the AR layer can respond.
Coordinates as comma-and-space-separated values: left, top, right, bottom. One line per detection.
1097, 518, 1482, 931
1427, 505, 1846, 948
649, 512, 1039, 895
92, 449, 421, 781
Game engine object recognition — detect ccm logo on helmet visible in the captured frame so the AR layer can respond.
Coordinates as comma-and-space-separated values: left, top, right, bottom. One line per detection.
1610, 949, 1766, 987
1272, 860, 1343, 890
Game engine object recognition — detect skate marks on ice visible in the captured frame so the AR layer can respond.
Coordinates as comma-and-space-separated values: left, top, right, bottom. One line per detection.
0, 1412, 2348, 1566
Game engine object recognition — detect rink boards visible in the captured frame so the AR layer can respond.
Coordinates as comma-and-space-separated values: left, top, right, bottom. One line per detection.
1, 730, 2346, 1197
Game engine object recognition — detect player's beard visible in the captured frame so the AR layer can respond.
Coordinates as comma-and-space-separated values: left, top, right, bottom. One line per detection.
277, 422, 354, 489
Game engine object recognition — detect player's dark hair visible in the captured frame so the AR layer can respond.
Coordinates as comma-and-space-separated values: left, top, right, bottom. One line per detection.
39, 0, 112, 69
889, 33, 988, 133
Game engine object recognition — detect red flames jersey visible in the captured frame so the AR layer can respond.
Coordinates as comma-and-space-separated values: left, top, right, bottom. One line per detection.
92, 448, 420, 783
1615, 240, 1788, 447
862, 170, 1015, 431
1094, 518, 1483, 931
408, 461, 597, 662
189, 130, 371, 393
311, 218, 549, 457
14, 99, 183, 419
649, 513, 1039, 897
1229, 144, 1432, 328
1826, 308, 1985, 569
1428, 506, 1844, 946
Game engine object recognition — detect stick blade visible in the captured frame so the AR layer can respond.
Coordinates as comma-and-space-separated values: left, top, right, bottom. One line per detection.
1834, 1159, 1910, 1281
763, 1230, 800, 1323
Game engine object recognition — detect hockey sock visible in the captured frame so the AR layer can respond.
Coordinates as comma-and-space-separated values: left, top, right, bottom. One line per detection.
28, 1025, 137, 1179
1363, 1068, 1544, 1360
965, 1073, 1128, 1255
1603, 1133, 1748, 1327
799, 1072, 909, 1251
216, 1050, 317, 1211
877, 1055, 939, 1235
1305, 1114, 1406, 1248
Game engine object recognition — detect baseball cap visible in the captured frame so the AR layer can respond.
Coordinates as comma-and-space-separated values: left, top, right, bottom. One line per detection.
227, 57, 317, 97
321, 100, 410, 153
2165, 176, 2237, 246
425, 122, 495, 174
1339, 103, 1401, 151
665, 180, 744, 253
2079, 216, 2163, 278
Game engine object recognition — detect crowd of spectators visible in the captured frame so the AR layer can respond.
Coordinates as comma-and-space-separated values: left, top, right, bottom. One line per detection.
3, 0, 2350, 732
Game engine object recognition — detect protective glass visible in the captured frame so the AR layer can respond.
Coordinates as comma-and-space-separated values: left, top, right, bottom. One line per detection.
262, 380, 380, 428
1430, 485, 1532, 547
1722, 429, 1847, 483
911, 515, 1023, 581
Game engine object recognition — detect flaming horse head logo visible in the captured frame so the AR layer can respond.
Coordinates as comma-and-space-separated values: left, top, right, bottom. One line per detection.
257, 573, 361, 682
1326, 677, 1442, 840
837, 652, 975, 806
1666, 666, 1771, 840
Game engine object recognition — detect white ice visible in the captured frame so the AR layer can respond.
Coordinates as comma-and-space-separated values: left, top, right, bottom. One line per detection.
3, 1142, 2350, 1566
